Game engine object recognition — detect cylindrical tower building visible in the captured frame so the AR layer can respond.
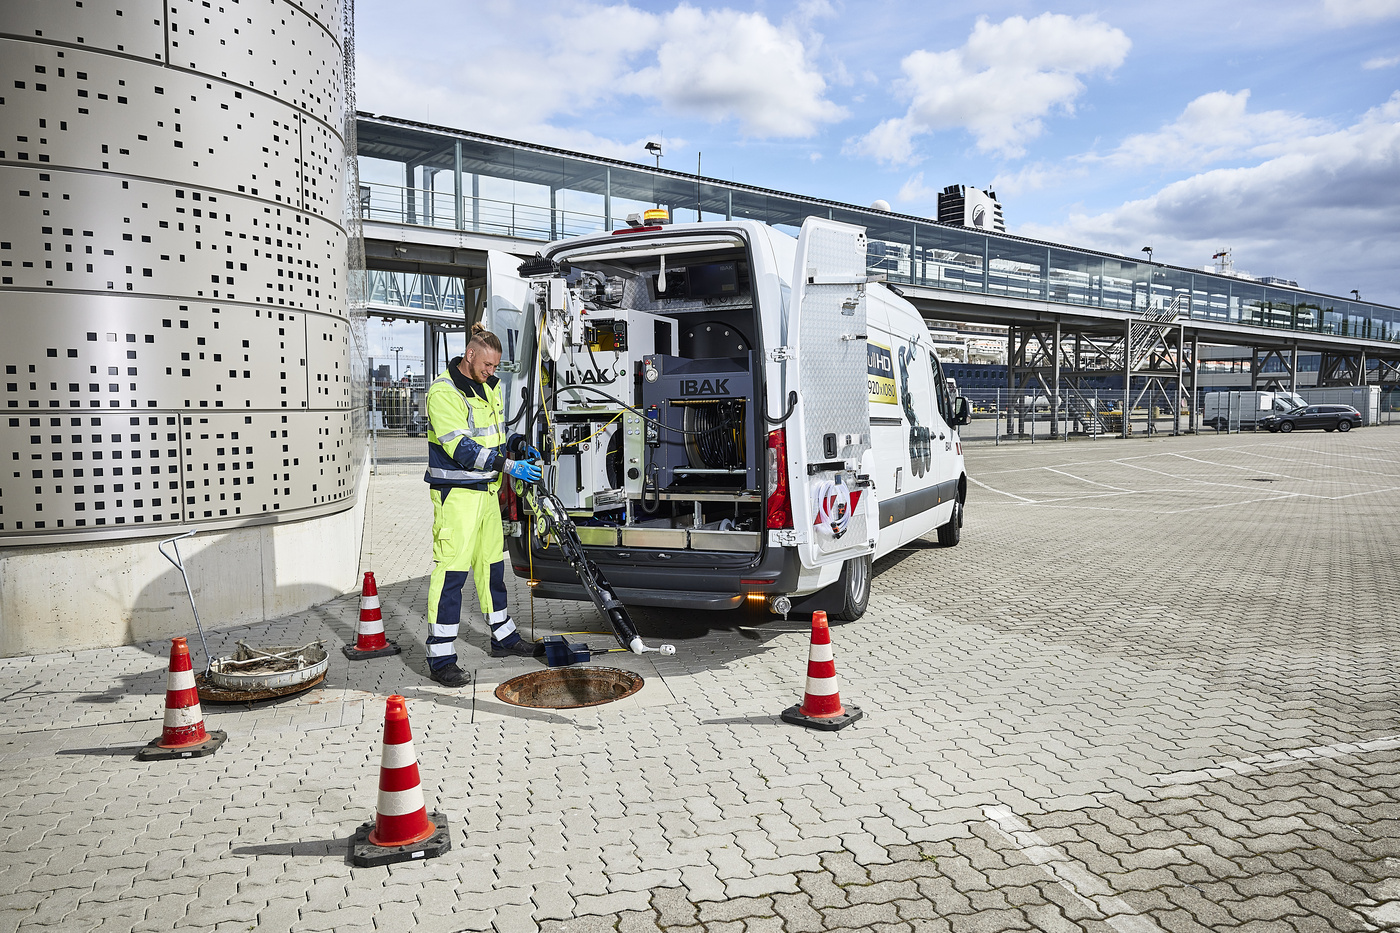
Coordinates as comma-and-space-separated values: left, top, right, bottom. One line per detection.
0, 1, 365, 655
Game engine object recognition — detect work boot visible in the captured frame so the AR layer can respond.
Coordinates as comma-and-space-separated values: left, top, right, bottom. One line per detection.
490, 637, 544, 659
427, 662, 471, 687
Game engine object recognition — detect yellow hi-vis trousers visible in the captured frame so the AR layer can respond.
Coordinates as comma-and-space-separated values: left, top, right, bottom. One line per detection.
425, 486, 513, 669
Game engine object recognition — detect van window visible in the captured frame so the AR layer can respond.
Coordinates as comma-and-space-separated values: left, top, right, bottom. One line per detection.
929, 354, 954, 426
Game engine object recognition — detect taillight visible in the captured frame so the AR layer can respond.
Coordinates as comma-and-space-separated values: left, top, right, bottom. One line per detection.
765, 428, 793, 529
498, 479, 519, 521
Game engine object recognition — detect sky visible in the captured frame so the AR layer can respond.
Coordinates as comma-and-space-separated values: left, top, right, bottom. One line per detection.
354, 0, 1400, 367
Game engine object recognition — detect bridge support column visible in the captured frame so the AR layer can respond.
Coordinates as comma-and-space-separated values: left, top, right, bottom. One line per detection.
1051, 319, 1061, 439
1122, 319, 1132, 438
454, 141, 464, 231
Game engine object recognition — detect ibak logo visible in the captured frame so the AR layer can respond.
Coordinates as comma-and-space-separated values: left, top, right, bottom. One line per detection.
679, 378, 730, 396
565, 367, 616, 386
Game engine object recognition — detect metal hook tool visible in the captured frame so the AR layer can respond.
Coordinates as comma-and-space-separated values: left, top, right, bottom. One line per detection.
157, 530, 210, 673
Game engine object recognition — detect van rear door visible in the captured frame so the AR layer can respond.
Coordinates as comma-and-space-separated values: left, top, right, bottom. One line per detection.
483, 249, 535, 424
786, 217, 873, 568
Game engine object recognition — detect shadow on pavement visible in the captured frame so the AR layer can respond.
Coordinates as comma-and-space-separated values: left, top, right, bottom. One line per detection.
230, 834, 359, 862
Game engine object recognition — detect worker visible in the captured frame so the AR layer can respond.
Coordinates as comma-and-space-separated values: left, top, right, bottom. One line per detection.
423, 322, 542, 687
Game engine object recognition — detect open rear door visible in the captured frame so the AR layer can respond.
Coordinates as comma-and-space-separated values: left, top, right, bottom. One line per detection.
786, 218, 873, 568
483, 249, 536, 429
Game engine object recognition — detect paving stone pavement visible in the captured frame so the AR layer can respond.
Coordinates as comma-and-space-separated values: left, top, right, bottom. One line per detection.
1, 429, 1398, 932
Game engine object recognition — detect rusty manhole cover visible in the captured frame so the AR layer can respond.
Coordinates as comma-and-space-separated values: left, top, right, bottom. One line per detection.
494, 667, 643, 709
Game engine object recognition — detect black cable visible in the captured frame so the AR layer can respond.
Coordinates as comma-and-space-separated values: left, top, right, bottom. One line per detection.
554, 384, 741, 438
640, 443, 660, 514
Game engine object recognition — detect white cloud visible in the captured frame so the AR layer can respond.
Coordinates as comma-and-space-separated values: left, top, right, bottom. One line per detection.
851, 13, 1131, 163
356, 2, 844, 151
628, 6, 847, 137
1018, 93, 1400, 303
989, 163, 1083, 198
1364, 54, 1400, 68
1324, 0, 1400, 23
1100, 90, 1327, 169
896, 172, 939, 205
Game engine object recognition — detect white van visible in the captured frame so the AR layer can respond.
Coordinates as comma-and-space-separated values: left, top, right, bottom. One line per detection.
485, 217, 970, 621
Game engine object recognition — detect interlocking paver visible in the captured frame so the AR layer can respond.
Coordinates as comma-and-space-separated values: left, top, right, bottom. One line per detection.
3, 433, 1400, 932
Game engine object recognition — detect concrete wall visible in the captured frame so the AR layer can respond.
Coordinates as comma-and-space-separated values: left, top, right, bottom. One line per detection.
0, 450, 369, 657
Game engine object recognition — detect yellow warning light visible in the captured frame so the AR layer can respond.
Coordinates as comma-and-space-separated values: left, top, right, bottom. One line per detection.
643, 208, 670, 226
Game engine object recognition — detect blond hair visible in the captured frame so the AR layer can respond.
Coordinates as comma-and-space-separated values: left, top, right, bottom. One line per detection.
468, 321, 503, 354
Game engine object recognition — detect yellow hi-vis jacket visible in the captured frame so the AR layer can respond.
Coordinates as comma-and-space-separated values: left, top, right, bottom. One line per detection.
423, 362, 517, 494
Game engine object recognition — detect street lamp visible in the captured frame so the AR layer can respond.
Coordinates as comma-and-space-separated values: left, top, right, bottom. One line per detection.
644, 141, 662, 169
391, 346, 403, 383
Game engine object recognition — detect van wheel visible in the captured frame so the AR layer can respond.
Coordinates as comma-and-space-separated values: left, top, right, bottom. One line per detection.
937, 498, 964, 547
829, 554, 871, 622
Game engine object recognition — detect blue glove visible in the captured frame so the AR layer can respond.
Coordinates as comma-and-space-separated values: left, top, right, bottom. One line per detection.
525, 445, 542, 461
505, 459, 542, 483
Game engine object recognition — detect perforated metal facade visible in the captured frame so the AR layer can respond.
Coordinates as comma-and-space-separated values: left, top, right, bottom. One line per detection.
0, 0, 362, 546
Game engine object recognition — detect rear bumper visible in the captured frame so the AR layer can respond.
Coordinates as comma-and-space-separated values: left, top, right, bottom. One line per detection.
508, 537, 802, 610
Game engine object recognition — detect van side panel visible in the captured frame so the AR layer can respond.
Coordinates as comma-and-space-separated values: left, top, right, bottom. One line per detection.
874, 292, 958, 547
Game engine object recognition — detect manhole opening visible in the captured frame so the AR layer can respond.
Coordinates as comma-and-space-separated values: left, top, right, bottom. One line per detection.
494, 667, 643, 709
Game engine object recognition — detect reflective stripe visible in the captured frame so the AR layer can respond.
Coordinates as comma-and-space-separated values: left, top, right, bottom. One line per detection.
429, 623, 457, 639
166, 668, 196, 691
486, 609, 509, 625
491, 618, 517, 640
163, 704, 204, 727
426, 641, 456, 657
437, 429, 468, 445
431, 376, 454, 388
467, 423, 502, 438
807, 643, 834, 663
376, 786, 427, 817
804, 676, 840, 696
381, 740, 417, 771
427, 466, 497, 482
357, 619, 385, 636
473, 446, 492, 470
360, 595, 380, 611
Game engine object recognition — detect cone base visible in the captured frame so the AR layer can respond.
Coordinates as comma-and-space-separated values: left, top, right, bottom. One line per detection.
137, 729, 227, 760
342, 642, 402, 661
351, 811, 452, 867
781, 704, 863, 732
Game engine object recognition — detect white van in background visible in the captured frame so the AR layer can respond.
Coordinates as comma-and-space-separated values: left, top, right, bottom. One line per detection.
485, 217, 971, 621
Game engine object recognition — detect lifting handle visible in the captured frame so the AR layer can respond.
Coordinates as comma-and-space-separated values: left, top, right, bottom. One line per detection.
763, 389, 798, 425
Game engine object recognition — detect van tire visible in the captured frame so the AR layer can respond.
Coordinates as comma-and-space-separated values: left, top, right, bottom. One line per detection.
937, 498, 964, 547
829, 555, 872, 622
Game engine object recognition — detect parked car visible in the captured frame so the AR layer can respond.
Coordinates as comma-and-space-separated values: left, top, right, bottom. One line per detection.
1260, 404, 1362, 433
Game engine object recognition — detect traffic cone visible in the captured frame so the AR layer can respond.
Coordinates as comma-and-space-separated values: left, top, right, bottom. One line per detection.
351, 696, 451, 867
343, 571, 402, 660
137, 637, 228, 760
781, 611, 863, 731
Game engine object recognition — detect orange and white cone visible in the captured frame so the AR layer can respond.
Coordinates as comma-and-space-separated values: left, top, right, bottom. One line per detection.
781, 611, 863, 731
137, 637, 227, 760
351, 696, 450, 866
343, 571, 401, 660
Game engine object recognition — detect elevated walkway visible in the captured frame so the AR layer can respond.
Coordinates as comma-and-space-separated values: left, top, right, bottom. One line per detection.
355, 113, 1400, 397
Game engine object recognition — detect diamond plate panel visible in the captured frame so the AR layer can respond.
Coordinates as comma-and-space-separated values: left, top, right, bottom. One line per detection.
793, 219, 870, 561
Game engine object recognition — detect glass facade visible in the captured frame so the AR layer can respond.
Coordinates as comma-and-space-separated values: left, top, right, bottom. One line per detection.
357, 115, 1400, 343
